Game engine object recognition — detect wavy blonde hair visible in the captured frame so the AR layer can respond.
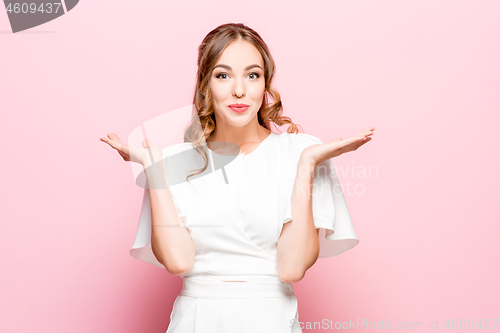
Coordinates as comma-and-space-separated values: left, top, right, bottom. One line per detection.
184, 23, 302, 183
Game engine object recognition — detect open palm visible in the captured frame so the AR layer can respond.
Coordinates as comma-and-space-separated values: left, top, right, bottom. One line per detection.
301, 127, 375, 166
99, 133, 163, 167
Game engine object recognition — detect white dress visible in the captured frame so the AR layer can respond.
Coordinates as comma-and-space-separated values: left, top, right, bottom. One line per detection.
130, 131, 359, 333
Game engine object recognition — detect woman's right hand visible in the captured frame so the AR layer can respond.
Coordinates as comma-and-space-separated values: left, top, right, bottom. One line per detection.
100, 133, 163, 167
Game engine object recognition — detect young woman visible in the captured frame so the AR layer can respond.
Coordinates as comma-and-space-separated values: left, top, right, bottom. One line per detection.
101, 23, 374, 333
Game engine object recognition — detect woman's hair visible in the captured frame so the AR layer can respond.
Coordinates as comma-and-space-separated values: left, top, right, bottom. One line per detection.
184, 22, 302, 183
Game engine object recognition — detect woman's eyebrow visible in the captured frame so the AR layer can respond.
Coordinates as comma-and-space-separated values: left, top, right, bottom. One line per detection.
213, 64, 262, 71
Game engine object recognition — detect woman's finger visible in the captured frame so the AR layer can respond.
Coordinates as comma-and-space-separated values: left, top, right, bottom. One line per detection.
363, 130, 374, 136
107, 133, 123, 144
346, 136, 366, 144
100, 134, 124, 152
100, 136, 117, 148
360, 126, 375, 133
354, 131, 373, 141
357, 127, 375, 137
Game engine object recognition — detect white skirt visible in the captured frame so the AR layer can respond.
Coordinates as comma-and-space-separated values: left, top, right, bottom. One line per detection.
166, 275, 303, 333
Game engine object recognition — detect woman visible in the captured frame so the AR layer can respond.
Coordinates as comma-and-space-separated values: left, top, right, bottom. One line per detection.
100, 23, 374, 333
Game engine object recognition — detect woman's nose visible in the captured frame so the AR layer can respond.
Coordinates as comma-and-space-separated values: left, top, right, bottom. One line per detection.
232, 79, 246, 97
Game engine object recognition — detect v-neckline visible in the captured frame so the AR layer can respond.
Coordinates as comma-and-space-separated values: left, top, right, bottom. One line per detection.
206, 131, 274, 186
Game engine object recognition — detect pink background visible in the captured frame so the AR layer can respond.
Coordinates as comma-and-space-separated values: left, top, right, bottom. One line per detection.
1, 0, 499, 332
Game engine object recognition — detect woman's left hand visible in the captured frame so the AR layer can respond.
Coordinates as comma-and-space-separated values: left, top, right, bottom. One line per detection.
300, 127, 375, 167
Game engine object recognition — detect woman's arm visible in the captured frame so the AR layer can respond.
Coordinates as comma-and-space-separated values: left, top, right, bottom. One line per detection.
276, 159, 320, 284
143, 158, 196, 276
276, 127, 375, 283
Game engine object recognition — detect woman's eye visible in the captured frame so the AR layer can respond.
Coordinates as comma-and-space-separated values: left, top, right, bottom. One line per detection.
216, 73, 228, 79
248, 72, 260, 79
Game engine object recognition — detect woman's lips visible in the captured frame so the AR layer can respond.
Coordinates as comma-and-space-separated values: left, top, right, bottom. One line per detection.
228, 105, 249, 113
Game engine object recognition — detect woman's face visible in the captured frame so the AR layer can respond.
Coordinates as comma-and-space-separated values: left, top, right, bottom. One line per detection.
210, 39, 266, 129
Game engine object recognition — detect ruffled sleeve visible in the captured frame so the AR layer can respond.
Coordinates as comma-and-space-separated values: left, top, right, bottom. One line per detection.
129, 146, 190, 268
278, 133, 359, 258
